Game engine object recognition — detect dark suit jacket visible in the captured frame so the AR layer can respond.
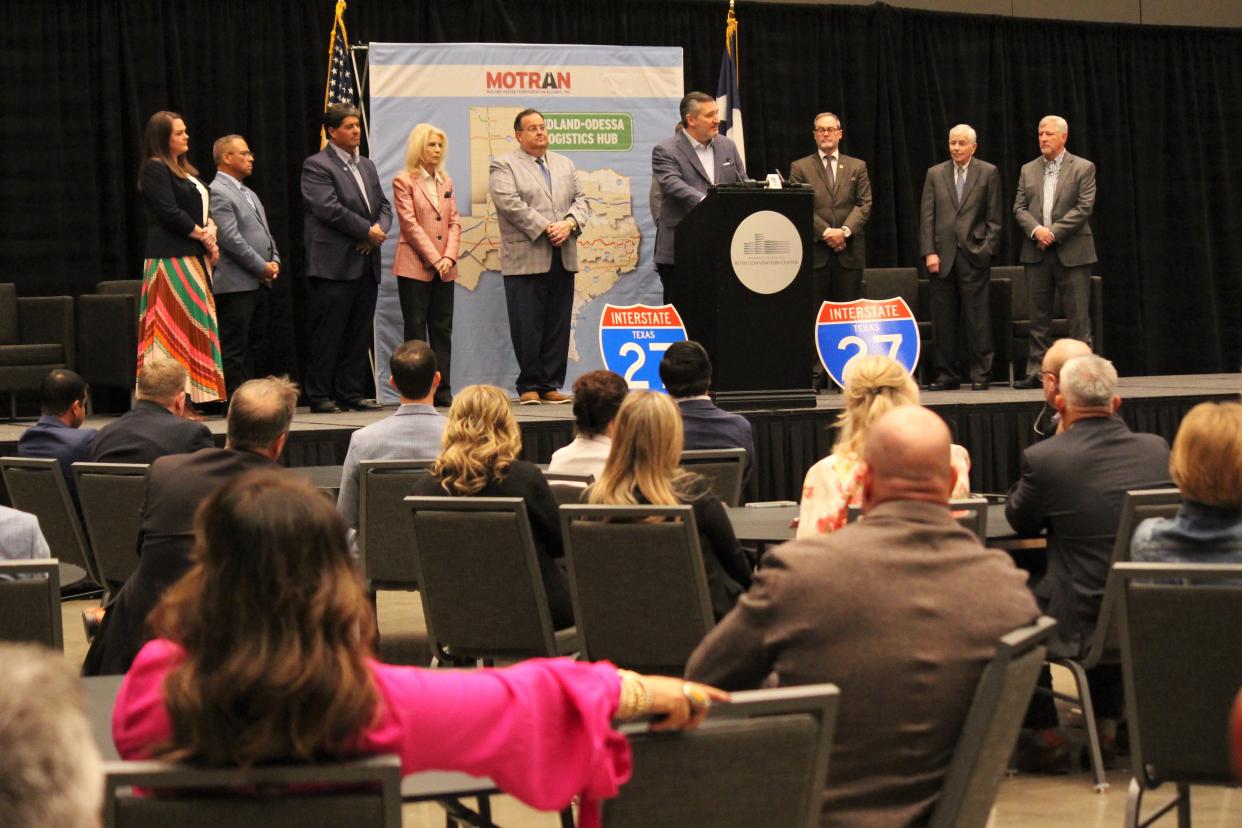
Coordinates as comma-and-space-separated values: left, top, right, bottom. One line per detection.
90, 400, 215, 465
139, 159, 210, 259
82, 448, 277, 675
1006, 415, 1171, 643
409, 460, 573, 629
17, 416, 97, 498
788, 152, 871, 270
300, 146, 393, 283
1013, 151, 1098, 267
677, 398, 755, 488
651, 132, 746, 265
687, 500, 1039, 828
918, 158, 1003, 275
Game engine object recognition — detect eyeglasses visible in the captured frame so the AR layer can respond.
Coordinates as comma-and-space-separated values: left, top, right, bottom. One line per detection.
813, 127, 841, 135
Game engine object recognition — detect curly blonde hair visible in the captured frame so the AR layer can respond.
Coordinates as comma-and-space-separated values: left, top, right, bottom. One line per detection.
832, 355, 920, 458
431, 385, 522, 495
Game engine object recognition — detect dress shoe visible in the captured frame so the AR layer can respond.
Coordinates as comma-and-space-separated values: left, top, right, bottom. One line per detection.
434, 390, 454, 408
541, 390, 572, 404
342, 398, 383, 411
309, 400, 341, 414
971, 380, 990, 391
926, 379, 961, 392
518, 391, 542, 405
1013, 375, 1042, 389
82, 607, 106, 642
1015, 730, 1071, 775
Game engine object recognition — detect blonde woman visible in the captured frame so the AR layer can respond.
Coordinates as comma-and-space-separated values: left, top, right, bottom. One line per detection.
409, 385, 571, 627
393, 123, 460, 408
589, 391, 752, 619
797, 356, 971, 537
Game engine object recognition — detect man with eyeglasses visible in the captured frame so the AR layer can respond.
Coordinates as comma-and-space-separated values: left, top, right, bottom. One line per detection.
789, 112, 872, 391
489, 108, 588, 405
1012, 115, 1097, 389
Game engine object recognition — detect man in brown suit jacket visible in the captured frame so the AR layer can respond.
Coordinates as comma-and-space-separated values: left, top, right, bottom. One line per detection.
687, 406, 1038, 828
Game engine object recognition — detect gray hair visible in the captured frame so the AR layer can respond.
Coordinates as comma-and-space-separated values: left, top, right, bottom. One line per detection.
1060, 354, 1117, 408
136, 358, 189, 404
679, 92, 715, 126
814, 112, 841, 129
226, 376, 299, 452
212, 134, 244, 166
0, 644, 103, 827
949, 123, 977, 144
1039, 115, 1069, 135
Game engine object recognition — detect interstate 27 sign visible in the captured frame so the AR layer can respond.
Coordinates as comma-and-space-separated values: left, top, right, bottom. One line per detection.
599, 304, 688, 392
815, 298, 921, 388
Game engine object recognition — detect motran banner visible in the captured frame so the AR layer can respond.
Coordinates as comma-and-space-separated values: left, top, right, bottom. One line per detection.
815, 297, 922, 388
368, 43, 683, 401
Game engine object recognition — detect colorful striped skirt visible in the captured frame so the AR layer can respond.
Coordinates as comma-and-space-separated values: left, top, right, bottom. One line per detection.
136, 256, 227, 403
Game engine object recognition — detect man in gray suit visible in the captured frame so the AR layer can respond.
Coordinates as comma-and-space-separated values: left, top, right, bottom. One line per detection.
1012, 115, 1097, 389
651, 92, 747, 304
209, 135, 279, 397
919, 124, 1003, 391
489, 108, 589, 405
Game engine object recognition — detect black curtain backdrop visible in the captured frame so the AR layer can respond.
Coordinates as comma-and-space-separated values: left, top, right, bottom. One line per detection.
3, 0, 1240, 380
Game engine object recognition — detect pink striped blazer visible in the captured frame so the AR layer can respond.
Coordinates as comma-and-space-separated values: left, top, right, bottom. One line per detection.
392, 169, 461, 281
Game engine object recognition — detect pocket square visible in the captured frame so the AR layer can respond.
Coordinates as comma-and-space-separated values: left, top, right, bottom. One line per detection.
723, 159, 734, 167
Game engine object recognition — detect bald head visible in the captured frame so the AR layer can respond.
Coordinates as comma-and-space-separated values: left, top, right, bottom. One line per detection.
861, 406, 957, 510
1042, 338, 1091, 407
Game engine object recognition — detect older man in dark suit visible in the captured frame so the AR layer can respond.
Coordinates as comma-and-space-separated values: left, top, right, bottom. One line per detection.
300, 103, 392, 413
688, 406, 1038, 827
82, 376, 298, 676
1012, 115, 1097, 388
651, 92, 747, 304
91, 360, 213, 464
919, 124, 1004, 391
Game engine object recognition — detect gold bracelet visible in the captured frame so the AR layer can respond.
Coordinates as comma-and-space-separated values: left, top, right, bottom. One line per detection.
616, 669, 652, 719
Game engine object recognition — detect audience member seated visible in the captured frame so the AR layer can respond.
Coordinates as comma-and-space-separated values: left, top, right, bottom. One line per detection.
91, 359, 214, 464
797, 355, 970, 538
17, 368, 97, 501
337, 340, 446, 532
0, 643, 103, 828
409, 384, 573, 629
687, 406, 1038, 827
1032, 337, 1092, 440
1132, 400, 1242, 564
587, 390, 752, 620
82, 376, 298, 676
1007, 354, 1172, 771
548, 369, 628, 479
112, 472, 724, 825
0, 504, 51, 563
658, 341, 755, 489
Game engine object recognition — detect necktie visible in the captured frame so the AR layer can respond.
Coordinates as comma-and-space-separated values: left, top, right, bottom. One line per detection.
1042, 161, 1057, 227
956, 166, 965, 202
537, 156, 552, 192
825, 155, 836, 188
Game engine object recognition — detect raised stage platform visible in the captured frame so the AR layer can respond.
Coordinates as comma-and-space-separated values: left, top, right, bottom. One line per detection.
2, 374, 1237, 504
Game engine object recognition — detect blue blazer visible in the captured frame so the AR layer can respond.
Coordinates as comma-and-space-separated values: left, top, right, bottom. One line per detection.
17, 416, 97, 497
677, 398, 755, 488
208, 173, 279, 294
300, 146, 392, 283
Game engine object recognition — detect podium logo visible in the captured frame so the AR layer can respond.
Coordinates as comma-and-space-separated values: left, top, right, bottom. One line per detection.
730, 210, 802, 295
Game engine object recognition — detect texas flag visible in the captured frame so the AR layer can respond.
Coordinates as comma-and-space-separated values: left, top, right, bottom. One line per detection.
715, 5, 745, 165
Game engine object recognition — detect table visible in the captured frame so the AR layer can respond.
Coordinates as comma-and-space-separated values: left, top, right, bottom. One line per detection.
288, 465, 344, 500
59, 561, 87, 587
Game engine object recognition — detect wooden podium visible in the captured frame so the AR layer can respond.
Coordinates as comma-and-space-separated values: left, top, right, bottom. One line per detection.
671, 185, 816, 408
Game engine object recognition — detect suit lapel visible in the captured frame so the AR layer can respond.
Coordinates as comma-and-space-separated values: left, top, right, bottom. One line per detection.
675, 136, 712, 186
1051, 153, 1072, 215
960, 164, 980, 213
329, 149, 370, 216
411, 172, 443, 220
942, 162, 959, 210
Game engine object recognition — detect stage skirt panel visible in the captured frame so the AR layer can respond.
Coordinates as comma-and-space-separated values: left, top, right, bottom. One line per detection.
136, 255, 226, 403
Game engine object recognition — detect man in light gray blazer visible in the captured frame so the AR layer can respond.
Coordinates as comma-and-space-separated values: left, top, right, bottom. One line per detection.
1013, 115, 1098, 388
209, 135, 279, 397
652, 92, 747, 303
489, 108, 589, 405
919, 124, 1003, 391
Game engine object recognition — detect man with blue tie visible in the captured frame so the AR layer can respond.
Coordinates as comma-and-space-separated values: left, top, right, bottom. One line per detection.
209, 135, 279, 398
1012, 115, 1097, 389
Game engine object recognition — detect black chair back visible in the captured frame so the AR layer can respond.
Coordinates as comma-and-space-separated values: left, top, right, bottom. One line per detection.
0, 560, 63, 649
73, 462, 149, 588
359, 459, 434, 588
1, 456, 99, 586
544, 471, 593, 505
679, 448, 746, 507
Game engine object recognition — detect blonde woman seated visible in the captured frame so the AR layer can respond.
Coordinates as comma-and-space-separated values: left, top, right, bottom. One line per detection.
409, 385, 573, 628
797, 356, 971, 538
588, 391, 753, 619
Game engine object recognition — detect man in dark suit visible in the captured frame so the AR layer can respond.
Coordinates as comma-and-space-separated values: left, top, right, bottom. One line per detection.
659, 341, 754, 489
652, 92, 747, 304
91, 360, 213, 464
919, 124, 1004, 391
17, 369, 96, 500
1007, 354, 1171, 768
209, 134, 280, 397
300, 103, 392, 413
1012, 115, 1097, 388
82, 376, 298, 676
688, 406, 1038, 827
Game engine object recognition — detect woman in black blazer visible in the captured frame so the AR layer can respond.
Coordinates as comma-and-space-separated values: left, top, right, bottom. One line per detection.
135, 111, 226, 411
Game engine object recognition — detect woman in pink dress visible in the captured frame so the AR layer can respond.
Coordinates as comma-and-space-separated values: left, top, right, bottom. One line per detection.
111, 470, 722, 826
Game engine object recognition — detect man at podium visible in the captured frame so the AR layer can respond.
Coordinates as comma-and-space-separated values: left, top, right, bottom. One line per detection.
652, 91, 747, 303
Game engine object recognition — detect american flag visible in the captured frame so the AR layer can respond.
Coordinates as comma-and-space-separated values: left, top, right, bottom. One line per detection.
320, 0, 357, 146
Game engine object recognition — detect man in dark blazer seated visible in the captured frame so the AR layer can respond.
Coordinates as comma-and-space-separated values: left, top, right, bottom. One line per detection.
788, 112, 872, 390
17, 369, 96, 501
82, 376, 297, 676
919, 124, 1003, 391
651, 92, 747, 304
91, 360, 213, 464
687, 406, 1038, 827
209, 134, 280, 398
658, 340, 754, 490
1012, 115, 1097, 389
1006, 354, 1170, 769
300, 103, 392, 413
